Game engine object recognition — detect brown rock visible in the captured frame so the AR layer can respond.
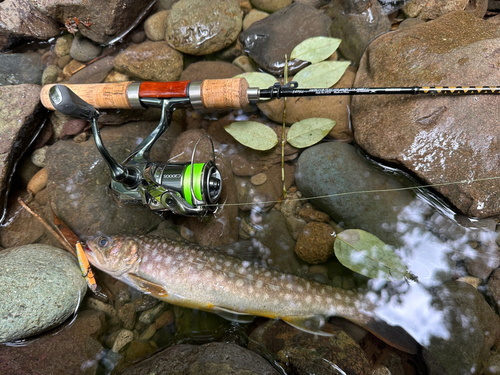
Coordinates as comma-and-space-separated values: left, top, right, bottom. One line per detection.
165, 0, 243, 55
114, 41, 183, 81
297, 203, 330, 223
294, 222, 336, 264
403, 0, 488, 20
352, 11, 500, 218
180, 61, 243, 81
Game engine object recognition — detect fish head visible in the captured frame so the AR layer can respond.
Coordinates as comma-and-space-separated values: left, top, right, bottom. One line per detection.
85, 235, 140, 277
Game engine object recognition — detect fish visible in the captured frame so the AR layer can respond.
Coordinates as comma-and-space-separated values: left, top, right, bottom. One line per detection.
85, 234, 419, 354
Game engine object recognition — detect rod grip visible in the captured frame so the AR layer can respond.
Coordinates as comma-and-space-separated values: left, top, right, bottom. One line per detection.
40, 82, 134, 110
200, 78, 250, 110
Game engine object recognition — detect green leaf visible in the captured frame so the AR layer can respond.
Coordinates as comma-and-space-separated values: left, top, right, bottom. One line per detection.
287, 118, 336, 148
225, 121, 278, 151
334, 229, 417, 281
291, 37, 342, 64
293, 61, 350, 89
233, 72, 278, 89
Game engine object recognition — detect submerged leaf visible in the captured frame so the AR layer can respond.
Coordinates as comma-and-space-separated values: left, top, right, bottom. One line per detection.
225, 121, 278, 151
287, 118, 336, 148
234, 72, 278, 89
334, 229, 416, 281
291, 37, 341, 64
293, 61, 350, 89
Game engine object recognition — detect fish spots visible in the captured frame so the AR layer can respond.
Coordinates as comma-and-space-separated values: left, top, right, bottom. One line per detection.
284, 294, 292, 301
238, 267, 247, 274
215, 264, 222, 270
209, 256, 215, 263
270, 285, 279, 292
156, 255, 163, 262
315, 296, 322, 303
188, 256, 194, 262
305, 295, 312, 304
263, 293, 269, 299
249, 286, 254, 293
228, 272, 236, 278
204, 270, 213, 278
235, 279, 244, 287
246, 274, 253, 281
224, 261, 231, 267
216, 274, 225, 282
176, 255, 184, 261
285, 283, 294, 290
335, 293, 342, 300
297, 286, 304, 292
326, 297, 333, 304
196, 263, 204, 270
165, 256, 172, 264
264, 271, 271, 277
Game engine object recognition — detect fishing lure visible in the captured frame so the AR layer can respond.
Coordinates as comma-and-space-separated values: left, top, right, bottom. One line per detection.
76, 241, 100, 292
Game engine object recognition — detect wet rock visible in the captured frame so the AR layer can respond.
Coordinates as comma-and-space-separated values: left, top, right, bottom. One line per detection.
41, 64, 62, 85
54, 34, 74, 57
295, 0, 331, 8
257, 68, 356, 141
31, 145, 48, 167
57, 54, 71, 68
0, 0, 60, 50
0, 309, 105, 374
121, 342, 280, 375
114, 40, 183, 81
112, 340, 158, 374
248, 319, 372, 375
295, 142, 415, 247
32, 0, 156, 45
131, 30, 147, 44
45, 121, 177, 240
352, 12, 500, 219
112, 329, 135, 353
487, 268, 500, 311
243, 9, 269, 30
0, 244, 87, 342
170, 129, 239, 247
118, 303, 137, 330
253, 208, 304, 275
250, 172, 267, 185
250, 0, 292, 12
104, 69, 130, 83
68, 55, 115, 84
165, 0, 243, 55
403, 0, 488, 20
27, 168, 48, 195
423, 281, 500, 375
325, 0, 391, 65
70, 35, 103, 62
138, 302, 167, 325
232, 55, 259, 72
239, 3, 331, 75
464, 241, 500, 279
0, 53, 44, 85
180, 61, 243, 81
0, 191, 49, 248
0, 84, 46, 224
59, 119, 88, 139
144, 10, 168, 42
295, 222, 336, 264
297, 203, 330, 223
235, 163, 295, 212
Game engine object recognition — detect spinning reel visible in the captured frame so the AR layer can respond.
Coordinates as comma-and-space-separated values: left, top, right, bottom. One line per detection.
48, 85, 222, 216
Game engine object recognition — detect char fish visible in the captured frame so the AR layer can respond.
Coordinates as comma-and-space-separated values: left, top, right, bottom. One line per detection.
85, 235, 418, 354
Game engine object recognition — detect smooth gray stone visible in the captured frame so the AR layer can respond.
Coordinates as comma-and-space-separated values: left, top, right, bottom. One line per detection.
0, 244, 87, 342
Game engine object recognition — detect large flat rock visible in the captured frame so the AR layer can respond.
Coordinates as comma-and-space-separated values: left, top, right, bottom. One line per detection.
352, 11, 500, 218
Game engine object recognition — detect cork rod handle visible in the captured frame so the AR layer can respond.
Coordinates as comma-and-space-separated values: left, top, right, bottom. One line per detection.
200, 78, 250, 110
40, 82, 134, 110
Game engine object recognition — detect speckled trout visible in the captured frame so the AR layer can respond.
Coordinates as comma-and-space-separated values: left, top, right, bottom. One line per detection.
85, 235, 418, 354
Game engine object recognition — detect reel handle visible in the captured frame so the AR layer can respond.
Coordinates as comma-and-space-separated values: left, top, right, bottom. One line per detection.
40, 78, 254, 111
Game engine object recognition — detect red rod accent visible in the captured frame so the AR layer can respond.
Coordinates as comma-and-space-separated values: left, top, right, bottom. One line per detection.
139, 81, 190, 98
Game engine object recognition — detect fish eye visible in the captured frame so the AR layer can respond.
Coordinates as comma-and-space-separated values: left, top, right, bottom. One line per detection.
98, 236, 109, 247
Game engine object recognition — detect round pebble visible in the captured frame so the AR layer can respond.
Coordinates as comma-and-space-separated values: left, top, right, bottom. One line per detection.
31, 146, 49, 167
27, 168, 48, 195
250, 0, 292, 12
41, 65, 62, 85
144, 10, 169, 41
57, 54, 72, 69
54, 34, 74, 57
294, 222, 336, 264
112, 329, 134, 353
243, 9, 269, 30
250, 173, 267, 186
70, 35, 102, 63
232, 56, 258, 72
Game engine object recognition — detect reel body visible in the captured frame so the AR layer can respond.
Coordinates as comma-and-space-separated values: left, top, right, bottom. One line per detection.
48, 85, 222, 216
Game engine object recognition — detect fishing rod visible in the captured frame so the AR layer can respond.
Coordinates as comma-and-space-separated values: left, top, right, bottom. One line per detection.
40, 79, 500, 216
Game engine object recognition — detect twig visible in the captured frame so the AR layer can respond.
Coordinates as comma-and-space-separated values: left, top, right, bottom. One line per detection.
17, 197, 76, 257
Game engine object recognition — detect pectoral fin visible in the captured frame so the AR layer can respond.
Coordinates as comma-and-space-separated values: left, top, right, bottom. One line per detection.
211, 305, 255, 324
127, 274, 169, 297
359, 318, 419, 355
281, 315, 333, 336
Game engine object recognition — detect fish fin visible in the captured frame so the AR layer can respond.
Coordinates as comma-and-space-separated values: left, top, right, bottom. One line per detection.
127, 274, 169, 297
281, 315, 333, 336
211, 305, 256, 324
354, 317, 420, 355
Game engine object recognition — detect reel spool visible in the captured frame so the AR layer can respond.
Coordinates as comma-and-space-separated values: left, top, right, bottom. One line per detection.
48, 85, 222, 216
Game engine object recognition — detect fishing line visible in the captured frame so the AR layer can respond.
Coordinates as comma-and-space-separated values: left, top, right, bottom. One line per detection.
206, 174, 500, 209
